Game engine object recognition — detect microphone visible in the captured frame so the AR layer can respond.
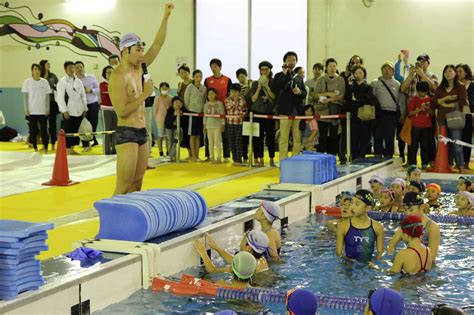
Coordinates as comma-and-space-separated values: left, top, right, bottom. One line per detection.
141, 63, 150, 82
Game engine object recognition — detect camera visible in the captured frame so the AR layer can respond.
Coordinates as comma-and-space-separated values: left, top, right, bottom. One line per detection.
415, 61, 422, 68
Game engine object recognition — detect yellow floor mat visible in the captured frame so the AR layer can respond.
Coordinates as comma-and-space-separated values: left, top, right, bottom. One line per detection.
0, 162, 254, 222
36, 168, 279, 260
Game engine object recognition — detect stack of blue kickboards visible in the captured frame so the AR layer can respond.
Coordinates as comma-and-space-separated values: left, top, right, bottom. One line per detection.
0, 220, 53, 300
95, 189, 208, 242
280, 151, 338, 185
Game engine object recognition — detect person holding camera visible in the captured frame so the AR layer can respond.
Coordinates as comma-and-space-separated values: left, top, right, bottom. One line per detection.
250, 61, 276, 167
401, 53, 439, 164
273, 51, 307, 160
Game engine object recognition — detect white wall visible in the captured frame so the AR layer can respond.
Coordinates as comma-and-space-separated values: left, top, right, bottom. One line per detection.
307, 0, 474, 81
0, 0, 194, 87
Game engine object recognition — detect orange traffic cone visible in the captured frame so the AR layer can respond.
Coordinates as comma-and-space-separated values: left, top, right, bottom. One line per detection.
42, 129, 80, 186
432, 125, 451, 173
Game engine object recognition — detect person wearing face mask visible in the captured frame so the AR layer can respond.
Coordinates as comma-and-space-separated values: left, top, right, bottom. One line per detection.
153, 82, 172, 157
387, 192, 440, 260
273, 51, 307, 160
431, 65, 470, 174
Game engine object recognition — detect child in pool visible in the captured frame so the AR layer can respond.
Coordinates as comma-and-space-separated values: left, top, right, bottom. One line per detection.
457, 176, 472, 192
450, 191, 474, 217
388, 192, 441, 260
376, 188, 398, 212
252, 201, 281, 261
336, 190, 384, 262
407, 180, 426, 194
220, 251, 257, 289
326, 191, 354, 233
391, 178, 406, 208
286, 288, 319, 315
390, 215, 432, 275
406, 165, 422, 182
369, 175, 385, 200
364, 288, 404, 315
194, 229, 270, 273
426, 183, 442, 212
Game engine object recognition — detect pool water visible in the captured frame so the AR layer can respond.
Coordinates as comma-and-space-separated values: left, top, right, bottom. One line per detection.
94, 212, 474, 314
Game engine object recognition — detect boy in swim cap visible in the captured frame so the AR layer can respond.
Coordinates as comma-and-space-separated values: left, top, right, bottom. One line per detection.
450, 191, 474, 217
457, 176, 472, 192
376, 188, 398, 213
426, 183, 442, 212
390, 215, 432, 275
253, 201, 282, 261
336, 189, 385, 262
388, 192, 441, 260
326, 191, 354, 233
194, 230, 270, 273
391, 178, 406, 208
407, 180, 426, 193
369, 175, 385, 200
431, 304, 466, 315
286, 288, 319, 315
364, 288, 404, 315
406, 165, 422, 182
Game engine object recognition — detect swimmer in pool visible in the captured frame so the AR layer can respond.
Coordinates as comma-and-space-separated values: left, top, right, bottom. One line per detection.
193, 230, 270, 274
388, 192, 441, 260
326, 191, 354, 233
218, 251, 257, 289
364, 288, 404, 315
450, 191, 474, 217
426, 183, 442, 212
457, 176, 472, 192
286, 288, 319, 315
253, 201, 282, 261
376, 188, 398, 213
390, 215, 433, 275
407, 180, 426, 194
336, 189, 384, 262
369, 175, 385, 201
391, 178, 407, 208
406, 165, 422, 182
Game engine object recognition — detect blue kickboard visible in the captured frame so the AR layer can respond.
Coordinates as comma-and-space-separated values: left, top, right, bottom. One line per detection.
0, 233, 48, 249
0, 220, 53, 238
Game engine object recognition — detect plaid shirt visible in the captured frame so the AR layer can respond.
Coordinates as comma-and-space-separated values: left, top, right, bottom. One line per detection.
224, 97, 247, 124
407, 71, 438, 99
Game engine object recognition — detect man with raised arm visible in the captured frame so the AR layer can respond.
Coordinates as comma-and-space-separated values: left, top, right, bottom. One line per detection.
109, 3, 174, 195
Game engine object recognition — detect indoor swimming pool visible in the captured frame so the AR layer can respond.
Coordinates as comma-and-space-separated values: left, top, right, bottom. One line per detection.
94, 213, 474, 314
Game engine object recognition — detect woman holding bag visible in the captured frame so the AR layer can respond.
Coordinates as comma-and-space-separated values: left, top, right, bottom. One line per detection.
345, 66, 379, 160
313, 58, 345, 157
431, 65, 469, 173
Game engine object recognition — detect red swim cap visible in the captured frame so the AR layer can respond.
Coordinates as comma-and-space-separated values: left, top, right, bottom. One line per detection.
400, 215, 424, 238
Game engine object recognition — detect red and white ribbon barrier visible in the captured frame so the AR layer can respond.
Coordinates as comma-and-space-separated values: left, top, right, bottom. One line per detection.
181, 112, 346, 120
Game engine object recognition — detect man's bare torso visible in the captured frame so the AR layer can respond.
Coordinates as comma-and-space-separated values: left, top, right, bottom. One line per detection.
113, 64, 145, 128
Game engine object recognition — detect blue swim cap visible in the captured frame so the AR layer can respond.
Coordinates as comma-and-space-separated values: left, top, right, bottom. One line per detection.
369, 288, 404, 315
287, 289, 318, 315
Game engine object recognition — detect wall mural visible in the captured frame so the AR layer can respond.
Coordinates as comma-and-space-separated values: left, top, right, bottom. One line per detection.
0, 1, 120, 58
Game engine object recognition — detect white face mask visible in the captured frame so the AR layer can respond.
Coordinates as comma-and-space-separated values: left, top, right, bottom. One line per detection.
161, 90, 168, 96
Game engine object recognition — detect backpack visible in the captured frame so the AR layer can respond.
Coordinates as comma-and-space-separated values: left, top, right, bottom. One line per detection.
0, 126, 18, 141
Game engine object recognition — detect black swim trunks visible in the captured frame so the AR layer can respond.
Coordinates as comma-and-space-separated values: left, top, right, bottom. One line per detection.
115, 126, 148, 146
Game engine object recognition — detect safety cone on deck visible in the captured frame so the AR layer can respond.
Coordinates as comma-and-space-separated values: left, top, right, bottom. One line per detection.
42, 129, 79, 186
432, 125, 451, 173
